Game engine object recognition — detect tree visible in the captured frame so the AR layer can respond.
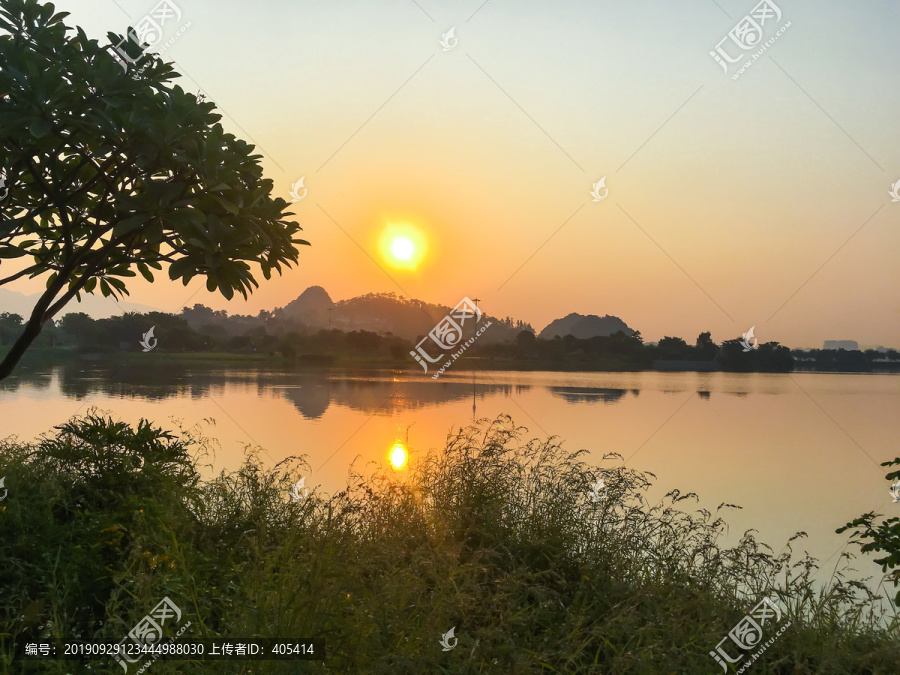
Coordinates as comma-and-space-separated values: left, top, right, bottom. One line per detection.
515, 329, 536, 358
0, 311, 23, 344
656, 336, 690, 360
0, 0, 309, 380
57, 311, 97, 345
516, 330, 536, 346
717, 339, 793, 372
695, 331, 717, 360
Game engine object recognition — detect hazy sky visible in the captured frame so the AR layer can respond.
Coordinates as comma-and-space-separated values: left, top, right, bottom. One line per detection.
8, 0, 900, 347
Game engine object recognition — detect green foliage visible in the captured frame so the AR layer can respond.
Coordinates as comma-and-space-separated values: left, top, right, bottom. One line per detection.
695, 331, 718, 360
57, 311, 211, 352
839, 458, 900, 605
794, 348, 899, 373
481, 330, 651, 369
515, 329, 537, 358
49, 308, 415, 361
0, 413, 202, 656
0, 0, 308, 377
1, 415, 897, 673
717, 339, 794, 373
0, 311, 23, 343
656, 335, 691, 359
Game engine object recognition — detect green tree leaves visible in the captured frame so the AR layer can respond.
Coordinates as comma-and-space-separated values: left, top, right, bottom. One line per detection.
0, 0, 309, 379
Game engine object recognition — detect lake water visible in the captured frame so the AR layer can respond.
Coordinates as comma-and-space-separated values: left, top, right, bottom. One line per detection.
2, 364, 897, 591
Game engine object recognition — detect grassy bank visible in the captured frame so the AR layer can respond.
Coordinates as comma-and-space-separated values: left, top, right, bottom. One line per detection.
0, 414, 897, 673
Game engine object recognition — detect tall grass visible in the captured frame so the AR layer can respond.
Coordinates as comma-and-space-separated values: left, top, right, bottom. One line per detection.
1, 412, 897, 673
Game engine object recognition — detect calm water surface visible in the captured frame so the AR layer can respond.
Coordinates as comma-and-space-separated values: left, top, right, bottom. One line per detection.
2, 365, 898, 588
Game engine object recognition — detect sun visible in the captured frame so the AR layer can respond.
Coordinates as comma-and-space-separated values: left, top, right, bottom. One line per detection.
389, 441, 408, 470
379, 223, 427, 271
390, 236, 415, 262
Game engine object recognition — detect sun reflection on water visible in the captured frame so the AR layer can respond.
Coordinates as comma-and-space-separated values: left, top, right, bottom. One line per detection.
389, 441, 408, 470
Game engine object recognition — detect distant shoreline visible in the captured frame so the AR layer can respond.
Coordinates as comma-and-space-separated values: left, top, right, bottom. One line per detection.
9, 348, 900, 375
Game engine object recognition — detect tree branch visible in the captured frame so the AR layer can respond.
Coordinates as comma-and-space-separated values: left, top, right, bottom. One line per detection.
0, 262, 71, 380
0, 262, 46, 286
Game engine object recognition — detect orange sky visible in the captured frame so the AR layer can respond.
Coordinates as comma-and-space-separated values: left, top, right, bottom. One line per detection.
5, 0, 900, 348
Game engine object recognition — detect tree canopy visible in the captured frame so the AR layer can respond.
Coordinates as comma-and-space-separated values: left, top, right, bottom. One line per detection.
0, 0, 308, 379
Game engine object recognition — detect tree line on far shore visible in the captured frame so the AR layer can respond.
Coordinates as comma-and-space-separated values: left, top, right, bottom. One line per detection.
4, 308, 897, 373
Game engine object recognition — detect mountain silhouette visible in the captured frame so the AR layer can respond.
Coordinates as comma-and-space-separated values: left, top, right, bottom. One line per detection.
281, 285, 335, 329
538, 313, 634, 340
0, 287, 156, 318
277, 289, 531, 343
276, 375, 521, 418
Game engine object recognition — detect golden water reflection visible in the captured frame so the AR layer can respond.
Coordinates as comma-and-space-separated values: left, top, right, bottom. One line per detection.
389, 440, 408, 470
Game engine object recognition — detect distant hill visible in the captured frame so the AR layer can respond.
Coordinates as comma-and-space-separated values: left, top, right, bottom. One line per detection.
538, 313, 634, 340
277, 289, 531, 343
280, 285, 335, 328
0, 287, 158, 319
